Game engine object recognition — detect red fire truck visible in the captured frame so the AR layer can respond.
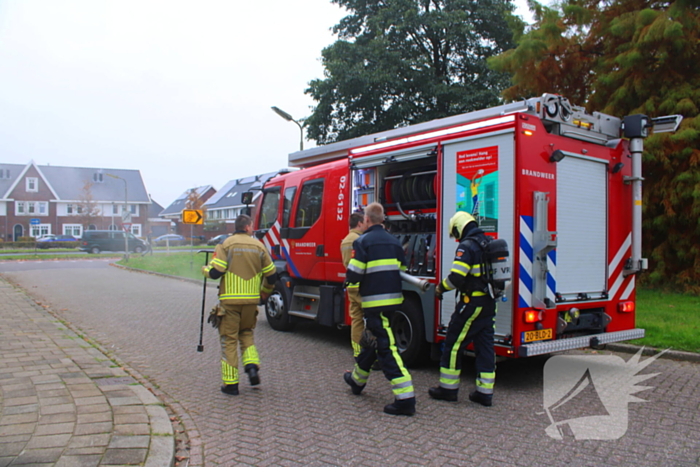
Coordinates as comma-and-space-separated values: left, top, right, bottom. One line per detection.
249, 94, 680, 366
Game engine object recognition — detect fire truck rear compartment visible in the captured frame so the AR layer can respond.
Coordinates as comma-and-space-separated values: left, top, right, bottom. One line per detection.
556, 307, 611, 337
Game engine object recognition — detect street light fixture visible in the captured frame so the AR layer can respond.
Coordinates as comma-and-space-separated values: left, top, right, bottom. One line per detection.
271, 106, 305, 151
105, 173, 129, 261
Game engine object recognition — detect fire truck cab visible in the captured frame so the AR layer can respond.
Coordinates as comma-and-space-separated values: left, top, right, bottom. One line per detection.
251, 94, 680, 366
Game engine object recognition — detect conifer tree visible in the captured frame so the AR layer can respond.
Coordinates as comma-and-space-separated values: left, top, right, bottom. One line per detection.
490, 0, 700, 292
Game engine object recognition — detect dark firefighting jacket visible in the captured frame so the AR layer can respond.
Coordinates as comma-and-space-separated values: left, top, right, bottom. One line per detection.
346, 224, 406, 311
440, 224, 490, 298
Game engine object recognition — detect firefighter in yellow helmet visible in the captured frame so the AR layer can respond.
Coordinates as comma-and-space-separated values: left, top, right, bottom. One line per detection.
340, 211, 368, 357
429, 211, 496, 406
202, 214, 276, 395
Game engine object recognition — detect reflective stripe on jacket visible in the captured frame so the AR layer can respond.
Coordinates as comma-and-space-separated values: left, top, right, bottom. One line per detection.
205, 233, 275, 304
346, 224, 406, 311
440, 225, 488, 298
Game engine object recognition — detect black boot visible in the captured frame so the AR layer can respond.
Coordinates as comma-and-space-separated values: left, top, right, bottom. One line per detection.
221, 383, 239, 395
468, 390, 493, 407
343, 371, 365, 395
383, 397, 416, 416
245, 364, 260, 386
428, 386, 458, 402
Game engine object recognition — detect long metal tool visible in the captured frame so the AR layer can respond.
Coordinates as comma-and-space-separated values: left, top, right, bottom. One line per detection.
197, 249, 214, 352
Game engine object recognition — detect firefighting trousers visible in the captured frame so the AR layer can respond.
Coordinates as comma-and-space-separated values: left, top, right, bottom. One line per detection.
351, 308, 415, 400
347, 287, 364, 357
439, 296, 496, 395
219, 303, 260, 385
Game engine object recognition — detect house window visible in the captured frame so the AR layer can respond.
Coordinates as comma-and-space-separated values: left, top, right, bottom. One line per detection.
113, 204, 119, 215
16, 202, 25, 214
67, 204, 74, 214
26, 177, 38, 192
27, 202, 35, 214
131, 224, 142, 236
63, 224, 83, 237
30, 224, 51, 238
38, 202, 47, 215
130, 204, 137, 215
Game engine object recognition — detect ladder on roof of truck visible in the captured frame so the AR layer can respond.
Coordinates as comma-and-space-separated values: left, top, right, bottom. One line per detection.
287, 94, 624, 168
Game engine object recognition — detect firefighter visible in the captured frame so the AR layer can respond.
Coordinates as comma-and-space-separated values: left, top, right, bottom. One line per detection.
202, 214, 276, 395
340, 211, 368, 358
429, 211, 496, 406
343, 202, 416, 416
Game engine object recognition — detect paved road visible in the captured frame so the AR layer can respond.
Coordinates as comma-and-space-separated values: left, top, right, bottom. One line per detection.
1, 259, 699, 466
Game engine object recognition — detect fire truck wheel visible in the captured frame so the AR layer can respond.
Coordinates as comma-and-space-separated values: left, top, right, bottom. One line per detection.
390, 296, 427, 367
265, 279, 294, 332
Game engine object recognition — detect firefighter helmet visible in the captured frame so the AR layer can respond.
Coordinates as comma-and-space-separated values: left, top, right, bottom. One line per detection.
448, 211, 476, 239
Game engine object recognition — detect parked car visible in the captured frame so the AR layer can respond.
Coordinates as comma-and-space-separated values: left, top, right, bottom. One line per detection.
154, 234, 186, 246
79, 230, 147, 254
36, 234, 57, 241
38, 234, 77, 242
207, 234, 230, 245
37, 235, 78, 249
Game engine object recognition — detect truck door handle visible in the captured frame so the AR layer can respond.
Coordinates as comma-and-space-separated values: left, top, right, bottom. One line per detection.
316, 245, 324, 257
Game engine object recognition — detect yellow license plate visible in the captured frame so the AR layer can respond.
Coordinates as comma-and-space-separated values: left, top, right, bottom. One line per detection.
523, 328, 553, 343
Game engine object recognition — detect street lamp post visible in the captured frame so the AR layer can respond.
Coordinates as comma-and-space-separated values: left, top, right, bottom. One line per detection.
105, 173, 129, 261
271, 106, 305, 151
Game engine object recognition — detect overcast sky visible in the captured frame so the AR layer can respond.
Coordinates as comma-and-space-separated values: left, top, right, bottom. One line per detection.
0, 0, 535, 207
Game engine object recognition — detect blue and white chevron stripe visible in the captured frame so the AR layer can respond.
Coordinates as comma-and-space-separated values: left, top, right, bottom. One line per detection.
519, 216, 534, 308
519, 215, 556, 308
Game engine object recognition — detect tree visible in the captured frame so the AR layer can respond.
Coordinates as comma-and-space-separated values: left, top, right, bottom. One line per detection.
490, 0, 700, 293
185, 188, 207, 212
305, 0, 524, 144
77, 180, 102, 230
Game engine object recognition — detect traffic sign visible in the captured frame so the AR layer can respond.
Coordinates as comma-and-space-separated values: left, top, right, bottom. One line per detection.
182, 209, 203, 225
123, 223, 132, 232
121, 211, 132, 223
30, 218, 40, 225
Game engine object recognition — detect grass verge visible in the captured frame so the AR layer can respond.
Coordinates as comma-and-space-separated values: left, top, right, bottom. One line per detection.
117, 251, 210, 282
629, 288, 700, 353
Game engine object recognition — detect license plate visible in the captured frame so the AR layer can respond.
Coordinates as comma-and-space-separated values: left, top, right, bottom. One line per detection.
523, 328, 553, 343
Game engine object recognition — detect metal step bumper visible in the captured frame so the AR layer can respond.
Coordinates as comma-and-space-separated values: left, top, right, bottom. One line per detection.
518, 329, 645, 357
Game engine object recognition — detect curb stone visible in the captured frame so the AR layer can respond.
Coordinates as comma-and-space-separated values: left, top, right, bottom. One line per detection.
604, 343, 700, 363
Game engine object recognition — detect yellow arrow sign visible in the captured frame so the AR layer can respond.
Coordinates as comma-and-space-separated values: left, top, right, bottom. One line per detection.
182, 209, 203, 225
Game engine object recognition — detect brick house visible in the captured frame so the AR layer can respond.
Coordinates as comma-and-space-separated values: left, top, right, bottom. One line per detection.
0, 161, 151, 241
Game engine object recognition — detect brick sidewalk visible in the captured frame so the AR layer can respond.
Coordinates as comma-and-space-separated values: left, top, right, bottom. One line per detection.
0, 278, 174, 467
